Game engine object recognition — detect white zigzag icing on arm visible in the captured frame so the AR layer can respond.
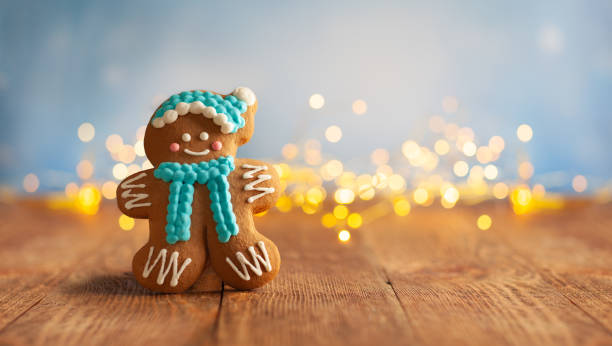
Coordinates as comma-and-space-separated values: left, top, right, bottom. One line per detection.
143, 246, 192, 287
242, 164, 275, 203
120, 172, 152, 209
225, 241, 272, 281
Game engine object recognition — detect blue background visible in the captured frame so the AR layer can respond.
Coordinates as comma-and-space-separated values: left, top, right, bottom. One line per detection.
1, 0, 611, 192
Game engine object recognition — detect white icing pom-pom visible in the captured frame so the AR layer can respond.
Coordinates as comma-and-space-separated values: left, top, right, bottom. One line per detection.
163, 109, 179, 123
213, 113, 227, 126
202, 106, 217, 119
152, 117, 165, 128
190, 101, 205, 114
221, 123, 234, 134
232, 87, 256, 106
175, 102, 190, 116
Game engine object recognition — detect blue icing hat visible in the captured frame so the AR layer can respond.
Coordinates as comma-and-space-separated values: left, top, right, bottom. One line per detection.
150, 87, 256, 134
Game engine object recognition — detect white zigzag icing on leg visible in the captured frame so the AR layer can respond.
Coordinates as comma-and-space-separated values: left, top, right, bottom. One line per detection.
226, 241, 272, 281
143, 246, 192, 287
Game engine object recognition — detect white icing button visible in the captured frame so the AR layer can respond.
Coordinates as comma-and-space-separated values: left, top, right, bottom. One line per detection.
182, 133, 191, 142
199, 131, 209, 140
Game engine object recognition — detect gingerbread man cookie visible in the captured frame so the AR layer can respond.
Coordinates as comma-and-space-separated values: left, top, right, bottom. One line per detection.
116, 88, 281, 292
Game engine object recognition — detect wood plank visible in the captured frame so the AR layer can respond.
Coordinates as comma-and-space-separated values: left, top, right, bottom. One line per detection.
212, 212, 414, 346
363, 206, 612, 346
496, 205, 612, 333
0, 203, 114, 330
0, 205, 221, 345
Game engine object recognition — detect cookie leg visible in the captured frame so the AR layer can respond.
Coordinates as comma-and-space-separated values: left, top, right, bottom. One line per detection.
132, 221, 206, 293
206, 213, 280, 290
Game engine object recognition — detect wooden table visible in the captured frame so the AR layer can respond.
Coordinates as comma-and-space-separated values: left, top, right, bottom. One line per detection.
1, 201, 611, 345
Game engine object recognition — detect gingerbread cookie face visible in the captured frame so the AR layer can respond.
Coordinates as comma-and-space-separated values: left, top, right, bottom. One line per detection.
116, 87, 281, 293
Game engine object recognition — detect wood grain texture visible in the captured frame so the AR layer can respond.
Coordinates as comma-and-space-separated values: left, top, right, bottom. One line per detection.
0, 201, 611, 345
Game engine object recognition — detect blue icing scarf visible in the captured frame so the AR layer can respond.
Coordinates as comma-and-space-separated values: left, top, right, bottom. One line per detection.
153, 156, 238, 244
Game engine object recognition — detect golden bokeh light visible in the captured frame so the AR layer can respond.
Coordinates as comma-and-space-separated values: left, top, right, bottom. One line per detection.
325, 125, 343, 143
393, 198, 411, 216
23, 173, 40, 193
434, 139, 450, 155
338, 230, 351, 242
371, 148, 390, 166
76, 160, 94, 180
77, 184, 101, 215
309, 93, 325, 109
118, 145, 136, 164
476, 146, 493, 164
442, 186, 460, 204
77, 122, 95, 143
134, 140, 146, 157
334, 188, 355, 204
102, 181, 118, 199
65, 182, 79, 198
282, 143, 299, 160
105, 134, 123, 153
572, 175, 587, 193
413, 188, 429, 205
518, 161, 534, 180
517, 124, 533, 142
388, 174, 406, 192
442, 96, 459, 113
352, 99, 367, 115
112, 163, 128, 180
477, 214, 492, 230
489, 136, 505, 153
333, 205, 349, 219
118, 214, 135, 231
305, 186, 326, 204
347, 213, 363, 228
484, 164, 498, 180
532, 184, 546, 198
462, 141, 477, 157
453, 161, 469, 177
492, 182, 509, 199
321, 213, 337, 228
275, 195, 292, 212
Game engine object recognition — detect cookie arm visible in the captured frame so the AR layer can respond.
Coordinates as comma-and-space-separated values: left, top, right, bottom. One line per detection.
116, 169, 155, 219
233, 159, 280, 214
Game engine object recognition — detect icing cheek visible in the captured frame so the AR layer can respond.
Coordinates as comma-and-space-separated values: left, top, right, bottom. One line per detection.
169, 143, 180, 152
211, 141, 223, 151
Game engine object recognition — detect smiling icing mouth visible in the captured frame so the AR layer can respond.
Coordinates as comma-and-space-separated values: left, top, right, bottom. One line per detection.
184, 148, 210, 156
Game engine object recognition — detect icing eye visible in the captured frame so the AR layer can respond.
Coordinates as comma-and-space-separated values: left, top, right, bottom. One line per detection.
181, 133, 191, 142
199, 131, 209, 141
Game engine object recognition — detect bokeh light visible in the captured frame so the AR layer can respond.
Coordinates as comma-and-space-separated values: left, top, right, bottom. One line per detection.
477, 214, 492, 230
352, 99, 367, 115
325, 126, 343, 143
442, 96, 459, 113
77, 122, 95, 143
118, 214, 135, 231
517, 124, 533, 142
102, 181, 117, 199
76, 160, 94, 180
572, 175, 587, 193
338, 230, 351, 242
23, 173, 39, 193
309, 94, 325, 109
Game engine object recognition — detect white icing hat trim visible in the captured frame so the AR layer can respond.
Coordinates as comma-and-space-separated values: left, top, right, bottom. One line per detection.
152, 101, 236, 133
232, 87, 256, 106
151, 87, 257, 133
